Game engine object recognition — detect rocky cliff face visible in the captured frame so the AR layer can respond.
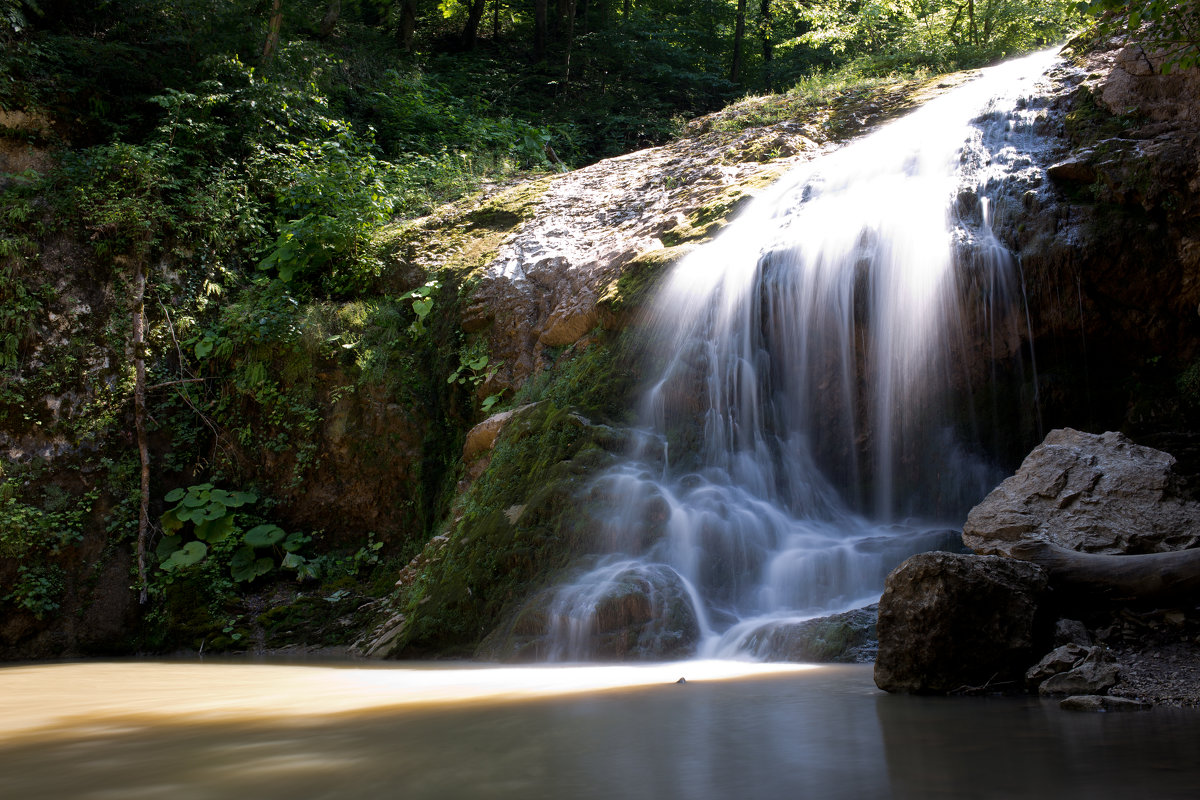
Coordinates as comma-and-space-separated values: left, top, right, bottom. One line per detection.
987, 39, 1200, 464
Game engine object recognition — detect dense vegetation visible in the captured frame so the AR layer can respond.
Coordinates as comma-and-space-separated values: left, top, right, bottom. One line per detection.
0, 0, 1191, 654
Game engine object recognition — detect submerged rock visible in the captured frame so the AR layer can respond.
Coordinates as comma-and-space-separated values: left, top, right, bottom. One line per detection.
1059, 695, 1150, 712
874, 552, 1048, 694
962, 428, 1200, 556
737, 606, 878, 663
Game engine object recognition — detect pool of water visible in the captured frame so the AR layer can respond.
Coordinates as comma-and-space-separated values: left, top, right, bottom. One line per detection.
1, 660, 1197, 799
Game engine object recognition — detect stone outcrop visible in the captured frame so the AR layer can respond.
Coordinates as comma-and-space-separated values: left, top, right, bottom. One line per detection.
874, 552, 1048, 694
738, 606, 878, 663
963, 428, 1200, 556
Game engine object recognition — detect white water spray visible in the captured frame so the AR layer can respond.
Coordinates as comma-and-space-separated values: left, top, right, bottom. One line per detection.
550, 50, 1060, 660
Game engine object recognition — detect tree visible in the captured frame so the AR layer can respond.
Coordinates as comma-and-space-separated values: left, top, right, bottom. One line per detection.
262, 0, 284, 62
731, 0, 747, 81
397, 0, 418, 51
462, 0, 487, 47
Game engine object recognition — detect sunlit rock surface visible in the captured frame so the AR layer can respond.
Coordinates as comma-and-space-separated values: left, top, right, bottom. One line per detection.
963, 428, 1200, 556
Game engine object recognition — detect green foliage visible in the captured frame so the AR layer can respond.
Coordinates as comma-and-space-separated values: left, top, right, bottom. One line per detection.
0, 476, 93, 560
156, 482, 313, 582
0, 172, 49, 372
258, 123, 406, 293
4, 563, 63, 619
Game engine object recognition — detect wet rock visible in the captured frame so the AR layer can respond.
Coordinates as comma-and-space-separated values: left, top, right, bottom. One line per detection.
479, 561, 701, 661
962, 429, 1200, 556
874, 552, 1048, 694
1026, 643, 1090, 689
1046, 156, 1096, 184
1039, 660, 1122, 696
738, 605, 878, 663
1060, 694, 1151, 712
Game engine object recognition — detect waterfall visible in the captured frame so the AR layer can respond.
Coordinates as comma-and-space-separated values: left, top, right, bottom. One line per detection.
548, 50, 1060, 660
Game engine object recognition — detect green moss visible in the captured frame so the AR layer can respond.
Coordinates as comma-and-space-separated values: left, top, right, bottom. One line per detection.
386, 331, 643, 656
375, 176, 553, 289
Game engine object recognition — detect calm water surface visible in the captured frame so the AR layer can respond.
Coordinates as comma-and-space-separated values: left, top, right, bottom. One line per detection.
1, 660, 1197, 799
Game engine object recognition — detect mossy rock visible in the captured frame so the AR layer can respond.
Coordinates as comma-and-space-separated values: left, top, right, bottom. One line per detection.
374, 176, 554, 290
386, 402, 629, 657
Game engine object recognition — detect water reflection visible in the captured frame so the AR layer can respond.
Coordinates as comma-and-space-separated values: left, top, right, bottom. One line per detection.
0, 662, 1197, 799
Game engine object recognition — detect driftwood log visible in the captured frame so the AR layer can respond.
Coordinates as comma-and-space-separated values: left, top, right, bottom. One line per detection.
1007, 541, 1200, 603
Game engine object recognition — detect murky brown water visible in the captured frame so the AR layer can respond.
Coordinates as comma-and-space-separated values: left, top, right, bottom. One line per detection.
1, 660, 1197, 799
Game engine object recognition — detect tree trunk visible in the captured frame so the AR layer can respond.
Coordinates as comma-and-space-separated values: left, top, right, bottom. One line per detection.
562, 0, 577, 84
398, 0, 417, 52
133, 262, 149, 606
731, 0, 747, 83
967, 0, 976, 46
534, 0, 547, 57
553, 0, 568, 38
319, 0, 340, 38
623, 0, 631, 20
759, 0, 772, 90
1007, 541, 1200, 604
262, 0, 284, 63
493, 0, 500, 39
462, 0, 488, 48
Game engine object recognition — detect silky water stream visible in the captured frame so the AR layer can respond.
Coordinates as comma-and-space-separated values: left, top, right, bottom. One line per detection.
6, 51, 1200, 800
546, 49, 1057, 660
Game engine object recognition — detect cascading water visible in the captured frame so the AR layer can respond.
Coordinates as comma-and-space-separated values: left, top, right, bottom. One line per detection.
547, 50, 1060, 661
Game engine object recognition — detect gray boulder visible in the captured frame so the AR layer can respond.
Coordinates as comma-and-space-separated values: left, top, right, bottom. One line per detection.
963, 428, 1200, 556
874, 552, 1048, 694
1025, 643, 1090, 689
1039, 660, 1121, 696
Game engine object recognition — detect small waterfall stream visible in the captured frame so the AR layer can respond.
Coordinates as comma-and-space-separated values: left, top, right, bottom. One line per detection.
548, 50, 1060, 660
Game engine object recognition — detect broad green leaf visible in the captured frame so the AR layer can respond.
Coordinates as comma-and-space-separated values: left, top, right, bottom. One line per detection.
164, 488, 186, 503
155, 534, 182, 560
195, 514, 235, 543
245, 524, 286, 548
194, 338, 214, 358
281, 552, 306, 570
282, 531, 307, 552
171, 540, 207, 567
160, 512, 184, 533
182, 492, 209, 508
230, 546, 260, 581
230, 491, 258, 506
200, 503, 226, 521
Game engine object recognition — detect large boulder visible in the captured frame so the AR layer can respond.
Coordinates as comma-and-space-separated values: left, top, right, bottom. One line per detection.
962, 429, 1200, 556
874, 552, 1048, 694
